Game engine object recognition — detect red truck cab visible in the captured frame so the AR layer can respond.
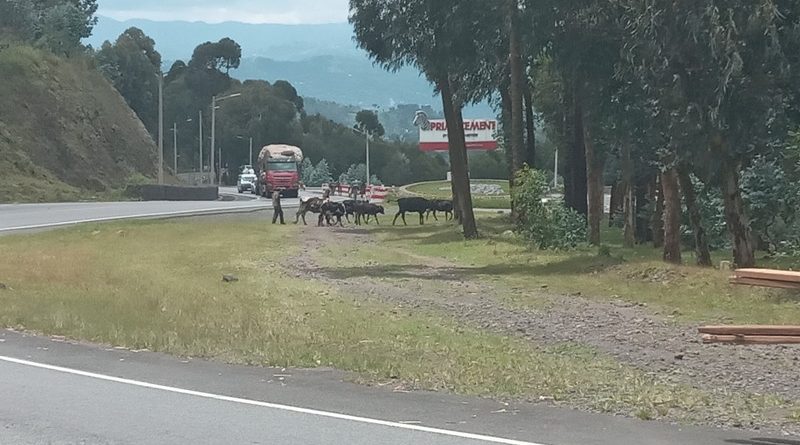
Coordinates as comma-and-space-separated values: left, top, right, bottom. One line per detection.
257, 145, 303, 198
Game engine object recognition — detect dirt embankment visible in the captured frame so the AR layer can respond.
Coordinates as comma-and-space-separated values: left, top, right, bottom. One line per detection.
0, 44, 157, 202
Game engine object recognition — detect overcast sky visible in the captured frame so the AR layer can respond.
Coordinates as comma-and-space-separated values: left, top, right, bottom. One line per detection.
97, 0, 350, 24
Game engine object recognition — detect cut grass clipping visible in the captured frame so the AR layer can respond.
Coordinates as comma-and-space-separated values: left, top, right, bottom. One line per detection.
0, 219, 790, 425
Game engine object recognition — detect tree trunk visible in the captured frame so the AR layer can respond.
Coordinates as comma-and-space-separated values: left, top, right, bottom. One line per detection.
651, 175, 664, 248
677, 167, 712, 267
720, 163, 755, 267
609, 183, 617, 228
508, 7, 525, 175
500, 81, 513, 180
524, 83, 536, 168
584, 124, 603, 245
634, 175, 651, 244
440, 76, 478, 239
566, 78, 588, 216
621, 144, 635, 248
661, 167, 682, 264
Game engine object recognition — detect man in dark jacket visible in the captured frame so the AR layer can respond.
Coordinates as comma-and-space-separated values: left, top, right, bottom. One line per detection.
272, 191, 285, 224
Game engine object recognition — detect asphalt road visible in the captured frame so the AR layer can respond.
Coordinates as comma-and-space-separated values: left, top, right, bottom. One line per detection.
0, 330, 781, 445
0, 187, 321, 233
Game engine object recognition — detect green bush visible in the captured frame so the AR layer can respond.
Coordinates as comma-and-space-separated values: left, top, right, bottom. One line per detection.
512, 166, 586, 249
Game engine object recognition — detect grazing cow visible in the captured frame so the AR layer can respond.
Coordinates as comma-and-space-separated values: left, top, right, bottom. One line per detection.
356, 203, 385, 225
295, 197, 323, 225
427, 199, 454, 221
319, 201, 345, 227
393, 197, 432, 226
342, 199, 360, 223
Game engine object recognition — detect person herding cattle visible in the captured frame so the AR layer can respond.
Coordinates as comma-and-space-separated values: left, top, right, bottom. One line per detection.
271, 191, 285, 224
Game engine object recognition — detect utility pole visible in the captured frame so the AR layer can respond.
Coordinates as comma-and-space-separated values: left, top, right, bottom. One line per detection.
554, 148, 559, 188
158, 72, 164, 184
198, 110, 203, 180
210, 93, 242, 186
173, 122, 178, 174
365, 131, 370, 186
210, 95, 216, 186
249, 137, 253, 167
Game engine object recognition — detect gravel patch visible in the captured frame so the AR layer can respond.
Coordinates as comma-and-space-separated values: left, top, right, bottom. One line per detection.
287, 226, 800, 435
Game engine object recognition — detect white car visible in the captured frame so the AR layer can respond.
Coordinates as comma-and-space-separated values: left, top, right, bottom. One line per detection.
237, 174, 257, 194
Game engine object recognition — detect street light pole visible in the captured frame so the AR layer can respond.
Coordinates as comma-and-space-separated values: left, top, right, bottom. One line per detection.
365, 131, 370, 186
210, 95, 217, 186
157, 72, 164, 184
554, 148, 559, 188
173, 122, 178, 174
249, 137, 253, 167
210, 93, 242, 186
198, 110, 203, 180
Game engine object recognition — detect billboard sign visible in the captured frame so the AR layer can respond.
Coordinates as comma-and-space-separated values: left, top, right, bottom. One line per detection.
414, 111, 498, 152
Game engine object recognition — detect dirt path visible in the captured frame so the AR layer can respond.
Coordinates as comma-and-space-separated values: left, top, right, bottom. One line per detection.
288, 226, 800, 433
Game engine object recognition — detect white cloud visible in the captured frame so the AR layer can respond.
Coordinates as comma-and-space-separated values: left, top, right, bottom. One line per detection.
97, 0, 350, 24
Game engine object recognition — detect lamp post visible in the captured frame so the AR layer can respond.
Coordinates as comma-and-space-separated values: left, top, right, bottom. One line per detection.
157, 72, 164, 184
236, 135, 254, 167
172, 122, 177, 174
553, 149, 559, 188
352, 126, 371, 186
210, 92, 242, 186
198, 110, 204, 179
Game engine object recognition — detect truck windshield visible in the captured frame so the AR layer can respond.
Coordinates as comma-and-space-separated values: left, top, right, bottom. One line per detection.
267, 162, 297, 172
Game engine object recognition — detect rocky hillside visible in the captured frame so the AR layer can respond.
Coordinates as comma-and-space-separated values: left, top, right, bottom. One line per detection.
0, 44, 157, 202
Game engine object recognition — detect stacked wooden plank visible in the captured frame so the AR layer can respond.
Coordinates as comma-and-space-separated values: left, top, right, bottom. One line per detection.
729, 268, 800, 290
699, 326, 800, 344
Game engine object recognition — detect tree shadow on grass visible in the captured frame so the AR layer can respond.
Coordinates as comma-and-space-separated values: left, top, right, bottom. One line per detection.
321, 254, 627, 282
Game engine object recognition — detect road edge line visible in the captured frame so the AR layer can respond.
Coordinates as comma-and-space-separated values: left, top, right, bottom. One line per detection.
0, 355, 548, 445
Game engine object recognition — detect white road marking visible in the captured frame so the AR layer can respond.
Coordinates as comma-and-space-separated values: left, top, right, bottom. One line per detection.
0, 355, 548, 445
0, 204, 273, 232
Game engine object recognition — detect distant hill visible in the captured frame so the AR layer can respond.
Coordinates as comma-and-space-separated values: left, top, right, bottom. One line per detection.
86, 17, 360, 61
87, 17, 494, 117
235, 56, 436, 108
0, 45, 158, 202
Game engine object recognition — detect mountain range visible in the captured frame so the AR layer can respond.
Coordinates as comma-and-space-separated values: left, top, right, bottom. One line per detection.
87, 17, 493, 117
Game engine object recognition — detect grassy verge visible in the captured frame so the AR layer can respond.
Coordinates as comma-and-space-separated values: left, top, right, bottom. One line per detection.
0, 218, 795, 426
405, 180, 511, 209
352, 209, 800, 325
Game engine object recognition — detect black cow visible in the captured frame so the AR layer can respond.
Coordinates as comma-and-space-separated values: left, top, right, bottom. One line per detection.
355, 203, 385, 225
427, 199, 454, 221
342, 199, 367, 223
295, 197, 323, 225
319, 201, 345, 227
393, 197, 432, 226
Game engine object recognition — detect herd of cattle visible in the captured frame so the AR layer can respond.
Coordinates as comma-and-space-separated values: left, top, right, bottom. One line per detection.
294, 197, 454, 227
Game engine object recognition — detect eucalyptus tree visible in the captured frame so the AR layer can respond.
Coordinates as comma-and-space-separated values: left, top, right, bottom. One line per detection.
350, 0, 505, 238
618, 0, 800, 267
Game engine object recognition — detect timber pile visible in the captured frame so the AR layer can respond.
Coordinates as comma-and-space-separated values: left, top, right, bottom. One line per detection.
701, 269, 800, 345
699, 326, 800, 345
729, 268, 800, 290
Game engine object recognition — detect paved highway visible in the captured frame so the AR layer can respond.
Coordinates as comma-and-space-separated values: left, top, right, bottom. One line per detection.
0, 187, 319, 233
0, 330, 777, 445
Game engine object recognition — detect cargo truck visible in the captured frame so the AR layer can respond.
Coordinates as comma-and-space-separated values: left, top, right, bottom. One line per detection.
256, 144, 303, 198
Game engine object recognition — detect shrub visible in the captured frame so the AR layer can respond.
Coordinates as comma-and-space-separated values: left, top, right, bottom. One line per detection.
512, 166, 586, 249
